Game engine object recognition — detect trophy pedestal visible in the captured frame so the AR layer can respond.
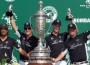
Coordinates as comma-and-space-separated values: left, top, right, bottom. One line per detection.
28, 44, 52, 65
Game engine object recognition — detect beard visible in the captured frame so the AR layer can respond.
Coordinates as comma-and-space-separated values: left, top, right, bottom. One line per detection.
0, 32, 8, 37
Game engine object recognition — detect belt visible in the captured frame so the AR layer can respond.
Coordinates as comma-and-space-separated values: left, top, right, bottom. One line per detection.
21, 60, 28, 62
73, 61, 88, 64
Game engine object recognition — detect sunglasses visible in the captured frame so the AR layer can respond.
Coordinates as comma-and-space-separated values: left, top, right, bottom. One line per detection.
54, 25, 60, 27
24, 28, 31, 30
68, 29, 76, 32
0, 28, 8, 30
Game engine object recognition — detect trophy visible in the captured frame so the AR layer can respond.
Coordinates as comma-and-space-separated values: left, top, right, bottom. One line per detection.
2, 5, 17, 30
65, 8, 73, 21
28, 0, 52, 65
8, 5, 12, 12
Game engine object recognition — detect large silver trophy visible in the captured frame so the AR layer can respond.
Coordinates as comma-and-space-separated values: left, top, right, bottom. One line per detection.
65, 8, 73, 21
28, 0, 52, 65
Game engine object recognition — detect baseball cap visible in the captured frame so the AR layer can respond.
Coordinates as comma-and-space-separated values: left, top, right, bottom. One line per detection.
0, 24, 8, 30
24, 23, 32, 30
52, 19, 61, 26
68, 23, 76, 30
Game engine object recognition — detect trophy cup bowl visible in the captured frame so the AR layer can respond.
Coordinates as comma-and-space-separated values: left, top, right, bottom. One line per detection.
28, 1, 52, 65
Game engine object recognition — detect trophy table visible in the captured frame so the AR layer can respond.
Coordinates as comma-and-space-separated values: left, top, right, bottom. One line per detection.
28, 0, 52, 65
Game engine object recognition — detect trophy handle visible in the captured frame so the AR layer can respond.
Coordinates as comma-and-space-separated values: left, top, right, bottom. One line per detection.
29, 16, 37, 36
45, 17, 53, 36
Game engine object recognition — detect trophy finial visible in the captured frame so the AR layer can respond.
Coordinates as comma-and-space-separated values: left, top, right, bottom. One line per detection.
67, 8, 71, 15
8, 5, 13, 12
39, 0, 43, 10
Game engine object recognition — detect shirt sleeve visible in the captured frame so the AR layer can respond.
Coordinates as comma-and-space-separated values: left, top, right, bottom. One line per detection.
15, 29, 22, 38
80, 30, 90, 39
13, 39, 20, 49
63, 49, 68, 54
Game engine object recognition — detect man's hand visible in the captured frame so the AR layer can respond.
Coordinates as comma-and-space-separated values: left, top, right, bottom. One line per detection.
26, 53, 30, 58
26, 51, 32, 58
6, 11, 13, 17
51, 58, 58, 62
6, 5, 13, 17
50, 58, 57, 63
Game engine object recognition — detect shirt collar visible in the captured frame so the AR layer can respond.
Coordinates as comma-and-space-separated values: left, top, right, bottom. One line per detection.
51, 32, 59, 37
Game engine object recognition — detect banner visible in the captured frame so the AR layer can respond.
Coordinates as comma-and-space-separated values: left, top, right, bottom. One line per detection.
0, 0, 90, 64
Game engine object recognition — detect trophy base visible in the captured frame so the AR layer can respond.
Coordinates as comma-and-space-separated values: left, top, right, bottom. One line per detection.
28, 63, 52, 65
65, 16, 72, 21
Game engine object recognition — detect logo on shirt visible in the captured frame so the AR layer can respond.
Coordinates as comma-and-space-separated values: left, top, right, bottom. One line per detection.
70, 43, 83, 49
51, 37, 54, 40
59, 36, 61, 38
76, 39, 79, 42
5, 41, 8, 44
0, 46, 10, 49
52, 40, 58, 45
25, 41, 32, 47
51, 39, 63, 45
59, 40, 63, 43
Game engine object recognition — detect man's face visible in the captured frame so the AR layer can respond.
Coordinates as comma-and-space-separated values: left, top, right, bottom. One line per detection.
68, 29, 77, 36
53, 24, 61, 33
24, 28, 32, 36
0, 28, 8, 36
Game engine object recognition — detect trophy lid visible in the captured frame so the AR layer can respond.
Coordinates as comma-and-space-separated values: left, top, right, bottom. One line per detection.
34, 0, 47, 18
